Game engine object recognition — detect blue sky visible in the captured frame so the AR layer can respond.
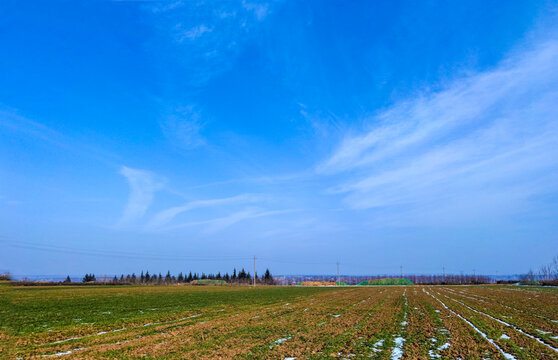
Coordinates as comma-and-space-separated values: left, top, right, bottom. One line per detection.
1, 0, 558, 277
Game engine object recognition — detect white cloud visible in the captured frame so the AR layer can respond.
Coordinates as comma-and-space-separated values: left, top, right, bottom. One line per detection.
117, 166, 165, 226
166, 208, 298, 233
145, 0, 275, 87
178, 24, 212, 41
321, 40, 558, 223
242, 1, 269, 21
160, 106, 205, 149
145, 194, 263, 230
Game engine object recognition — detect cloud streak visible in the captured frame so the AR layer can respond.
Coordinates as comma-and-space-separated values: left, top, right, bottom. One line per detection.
166, 207, 299, 233
117, 166, 165, 226
145, 194, 263, 230
321, 40, 558, 224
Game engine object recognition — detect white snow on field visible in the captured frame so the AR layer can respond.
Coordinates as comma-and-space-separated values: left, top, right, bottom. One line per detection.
391, 337, 406, 360
440, 292, 558, 352
270, 336, 291, 349
424, 289, 517, 360
428, 341, 450, 358
500, 334, 510, 339
537, 329, 551, 335
371, 339, 384, 353
284, 357, 297, 360
41, 351, 73, 357
41, 348, 86, 357
389, 289, 409, 359
52, 337, 80, 344
333, 314, 341, 318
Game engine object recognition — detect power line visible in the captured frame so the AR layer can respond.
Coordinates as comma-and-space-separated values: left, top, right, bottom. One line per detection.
0, 239, 251, 262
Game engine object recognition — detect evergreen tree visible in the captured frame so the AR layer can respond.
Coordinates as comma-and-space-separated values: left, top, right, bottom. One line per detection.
64, 275, 71, 283
216, 272, 221, 280
187, 272, 193, 282
131, 273, 137, 283
82, 273, 96, 282
264, 269, 273, 284
238, 268, 246, 280
140, 271, 145, 283
145, 271, 150, 283
112, 276, 118, 283
120, 274, 124, 282
178, 272, 184, 282
165, 271, 171, 283
232, 268, 237, 280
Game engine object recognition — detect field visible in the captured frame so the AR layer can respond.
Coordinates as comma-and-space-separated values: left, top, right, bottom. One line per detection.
1, 283, 557, 359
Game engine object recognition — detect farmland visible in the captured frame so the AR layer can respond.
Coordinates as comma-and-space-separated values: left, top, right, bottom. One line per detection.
1, 284, 557, 359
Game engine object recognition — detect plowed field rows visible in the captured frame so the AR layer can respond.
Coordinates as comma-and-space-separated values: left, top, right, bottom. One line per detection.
1, 285, 557, 359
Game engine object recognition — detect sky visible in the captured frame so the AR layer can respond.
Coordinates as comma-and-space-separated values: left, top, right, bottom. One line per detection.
1, 0, 558, 278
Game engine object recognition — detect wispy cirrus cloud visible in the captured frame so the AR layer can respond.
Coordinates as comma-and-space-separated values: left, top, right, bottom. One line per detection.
177, 24, 213, 41
0, 106, 121, 165
166, 207, 299, 233
117, 166, 165, 226
145, 193, 263, 230
145, 0, 276, 86
321, 39, 558, 224
159, 106, 206, 149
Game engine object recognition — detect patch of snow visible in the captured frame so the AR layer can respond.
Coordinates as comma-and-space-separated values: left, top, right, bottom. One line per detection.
536, 329, 551, 335
500, 334, 511, 340
270, 336, 291, 349
52, 337, 80, 344
401, 321, 407, 326
390, 337, 406, 360
333, 314, 341, 318
424, 289, 517, 360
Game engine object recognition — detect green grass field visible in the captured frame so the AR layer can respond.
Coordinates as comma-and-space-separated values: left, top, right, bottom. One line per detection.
1, 284, 557, 359
0, 284, 329, 336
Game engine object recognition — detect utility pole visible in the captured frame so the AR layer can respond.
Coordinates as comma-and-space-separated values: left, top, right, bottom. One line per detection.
253, 256, 256, 287
337, 262, 340, 286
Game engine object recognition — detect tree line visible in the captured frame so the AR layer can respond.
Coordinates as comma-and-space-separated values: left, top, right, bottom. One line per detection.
78, 268, 276, 285
521, 255, 558, 285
